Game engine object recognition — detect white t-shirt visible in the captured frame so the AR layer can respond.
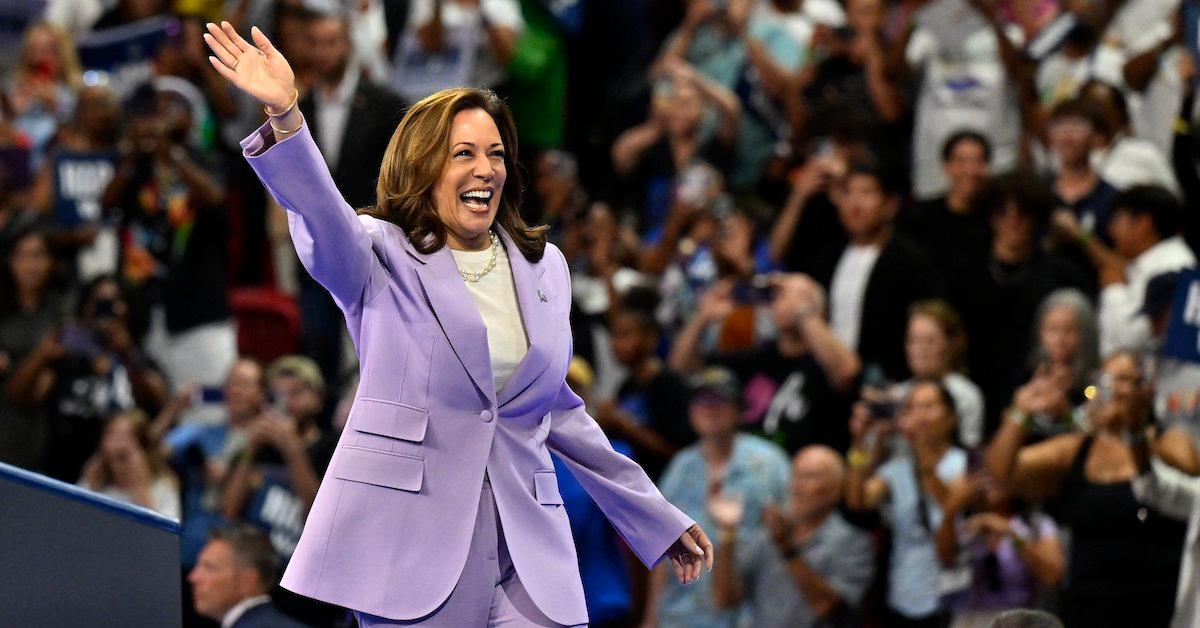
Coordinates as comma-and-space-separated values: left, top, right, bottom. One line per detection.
907, 25, 1023, 199
86, 475, 182, 520
392, 0, 524, 102
829, 244, 882, 349
1095, 134, 1181, 194
1099, 235, 1196, 355
451, 239, 529, 393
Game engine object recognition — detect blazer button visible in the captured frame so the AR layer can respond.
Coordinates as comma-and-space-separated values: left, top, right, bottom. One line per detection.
481, 409, 494, 423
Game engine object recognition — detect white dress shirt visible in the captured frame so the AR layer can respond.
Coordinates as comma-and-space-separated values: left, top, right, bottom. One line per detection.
314, 63, 361, 172
221, 594, 270, 628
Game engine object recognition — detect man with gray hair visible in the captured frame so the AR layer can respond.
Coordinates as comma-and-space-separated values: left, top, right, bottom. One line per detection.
188, 524, 307, 628
709, 445, 874, 627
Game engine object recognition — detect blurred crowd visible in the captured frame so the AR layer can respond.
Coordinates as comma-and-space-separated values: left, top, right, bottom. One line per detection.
2, 0, 1200, 627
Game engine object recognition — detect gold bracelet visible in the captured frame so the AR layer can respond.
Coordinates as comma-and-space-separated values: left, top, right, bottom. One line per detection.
269, 115, 303, 135
264, 89, 299, 117
848, 448, 869, 469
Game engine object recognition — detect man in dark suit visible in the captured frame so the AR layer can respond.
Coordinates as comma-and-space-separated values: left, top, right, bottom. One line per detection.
188, 524, 307, 628
808, 162, 944, 381
296, 10, 407, 388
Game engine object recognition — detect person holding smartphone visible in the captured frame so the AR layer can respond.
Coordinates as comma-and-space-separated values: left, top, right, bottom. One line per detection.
985, 351, 1200, 628
846, 378, 967, 626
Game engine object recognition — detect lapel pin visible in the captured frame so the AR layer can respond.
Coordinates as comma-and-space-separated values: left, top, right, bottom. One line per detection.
538, 290, 547, 302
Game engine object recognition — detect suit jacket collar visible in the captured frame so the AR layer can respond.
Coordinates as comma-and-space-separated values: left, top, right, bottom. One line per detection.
407, 227, 553, 409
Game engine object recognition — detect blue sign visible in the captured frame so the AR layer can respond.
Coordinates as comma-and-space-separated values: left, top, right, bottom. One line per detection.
1162, 268, 1200, 364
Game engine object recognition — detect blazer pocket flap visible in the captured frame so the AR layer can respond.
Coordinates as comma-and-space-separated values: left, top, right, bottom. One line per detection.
533, 470, 563, 505
335, 446, 423, 492
352, 398, 429, 442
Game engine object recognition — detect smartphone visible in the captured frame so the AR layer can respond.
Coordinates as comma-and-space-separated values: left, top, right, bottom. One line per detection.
731, 275, 773, 304
92, 298, 117, 321
60, 325, 101, 357
192, 386, 225, 405
862, 364, 897, 419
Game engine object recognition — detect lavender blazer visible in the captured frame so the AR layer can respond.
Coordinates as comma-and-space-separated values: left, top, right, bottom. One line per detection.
240, 122, 694, 625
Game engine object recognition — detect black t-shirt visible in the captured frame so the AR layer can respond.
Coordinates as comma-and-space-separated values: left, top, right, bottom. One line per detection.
41, 351, 152, 482
780, 192, 848, 276
712, 343, 852, 454
899, 197, 990, 272
615, 368, 696, 480
948, 253, 1091, 432
115, 152, 230, 335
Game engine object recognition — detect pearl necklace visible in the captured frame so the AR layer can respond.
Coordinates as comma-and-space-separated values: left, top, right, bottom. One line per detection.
458, 231, 500, 283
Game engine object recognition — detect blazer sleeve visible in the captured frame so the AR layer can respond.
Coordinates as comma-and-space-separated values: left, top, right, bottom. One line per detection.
542, 246, 694, 568
547, 378, 696, 569
240, 121, 388, 312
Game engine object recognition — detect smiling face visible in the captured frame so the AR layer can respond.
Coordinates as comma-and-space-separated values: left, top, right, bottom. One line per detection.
433, 108, 507, 250
835, 172, 894, 241
899, 382, 957, 446
906, 314, 949, 378
944, 138, 989, 200
1039, 304, 1081, 365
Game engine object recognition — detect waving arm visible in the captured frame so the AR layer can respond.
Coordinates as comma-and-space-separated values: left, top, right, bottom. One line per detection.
204, 22, 386, 311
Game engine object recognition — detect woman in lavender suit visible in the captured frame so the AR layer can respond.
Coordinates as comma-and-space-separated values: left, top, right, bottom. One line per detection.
202, 21, 712, 627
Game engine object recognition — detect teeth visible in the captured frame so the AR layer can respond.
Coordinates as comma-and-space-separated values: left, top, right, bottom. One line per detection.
462, 190, 492, 200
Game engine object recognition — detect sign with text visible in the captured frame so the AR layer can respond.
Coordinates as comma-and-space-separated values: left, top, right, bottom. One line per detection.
1163, 268, 1200, 364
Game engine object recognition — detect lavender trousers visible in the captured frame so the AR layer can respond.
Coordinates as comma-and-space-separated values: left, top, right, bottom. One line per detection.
354, 477, 586, 627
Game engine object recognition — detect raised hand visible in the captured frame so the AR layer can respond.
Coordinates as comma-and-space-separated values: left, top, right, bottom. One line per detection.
203, 21, 295, 112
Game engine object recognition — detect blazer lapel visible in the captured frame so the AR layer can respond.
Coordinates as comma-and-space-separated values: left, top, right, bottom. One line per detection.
410, 241, 497, 403
496, 229, 554, 408
405, 229, 555, 409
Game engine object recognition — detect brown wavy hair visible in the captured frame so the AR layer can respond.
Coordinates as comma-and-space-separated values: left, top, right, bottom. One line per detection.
908, 299, 969, 374
360, 87, 547, 261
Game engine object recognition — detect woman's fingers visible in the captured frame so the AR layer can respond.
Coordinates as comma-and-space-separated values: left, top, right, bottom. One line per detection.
204, 22, 241, 63
670, 555, 685, 584
208, 55, 238, 83
202, 32, 237, 68
250, 25, 277, 56
220, 21, 252, 54
678, 528, 705, 557
692, 526, 715, 572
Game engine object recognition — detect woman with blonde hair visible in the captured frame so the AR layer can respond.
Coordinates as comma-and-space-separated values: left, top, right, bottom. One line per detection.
7, 22, 83, 167
202, 21, 711, 627
897, 299, 986, 448
78, 410, 180, 519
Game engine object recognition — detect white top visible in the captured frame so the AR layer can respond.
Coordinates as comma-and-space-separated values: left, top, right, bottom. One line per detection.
392, 0, 524, 101
829, 244, 881, 349
85, 475, 182, 521
313, 63, 361, 172
906, 24, 1022, 199
451, 239, 529, 393
1130, 457, 1200, 628
1096, 135, 1182, 196
1099, 235, 1196, 355
221, 594, 270, 628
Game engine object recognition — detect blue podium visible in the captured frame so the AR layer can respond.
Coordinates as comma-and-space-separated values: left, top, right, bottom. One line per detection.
0, 461, 182, 626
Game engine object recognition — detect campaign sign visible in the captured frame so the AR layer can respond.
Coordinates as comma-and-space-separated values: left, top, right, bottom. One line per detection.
1162, 268, 1200, 364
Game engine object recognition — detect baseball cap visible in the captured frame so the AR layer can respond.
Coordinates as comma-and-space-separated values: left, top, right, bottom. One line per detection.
688, 367, 741, 403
